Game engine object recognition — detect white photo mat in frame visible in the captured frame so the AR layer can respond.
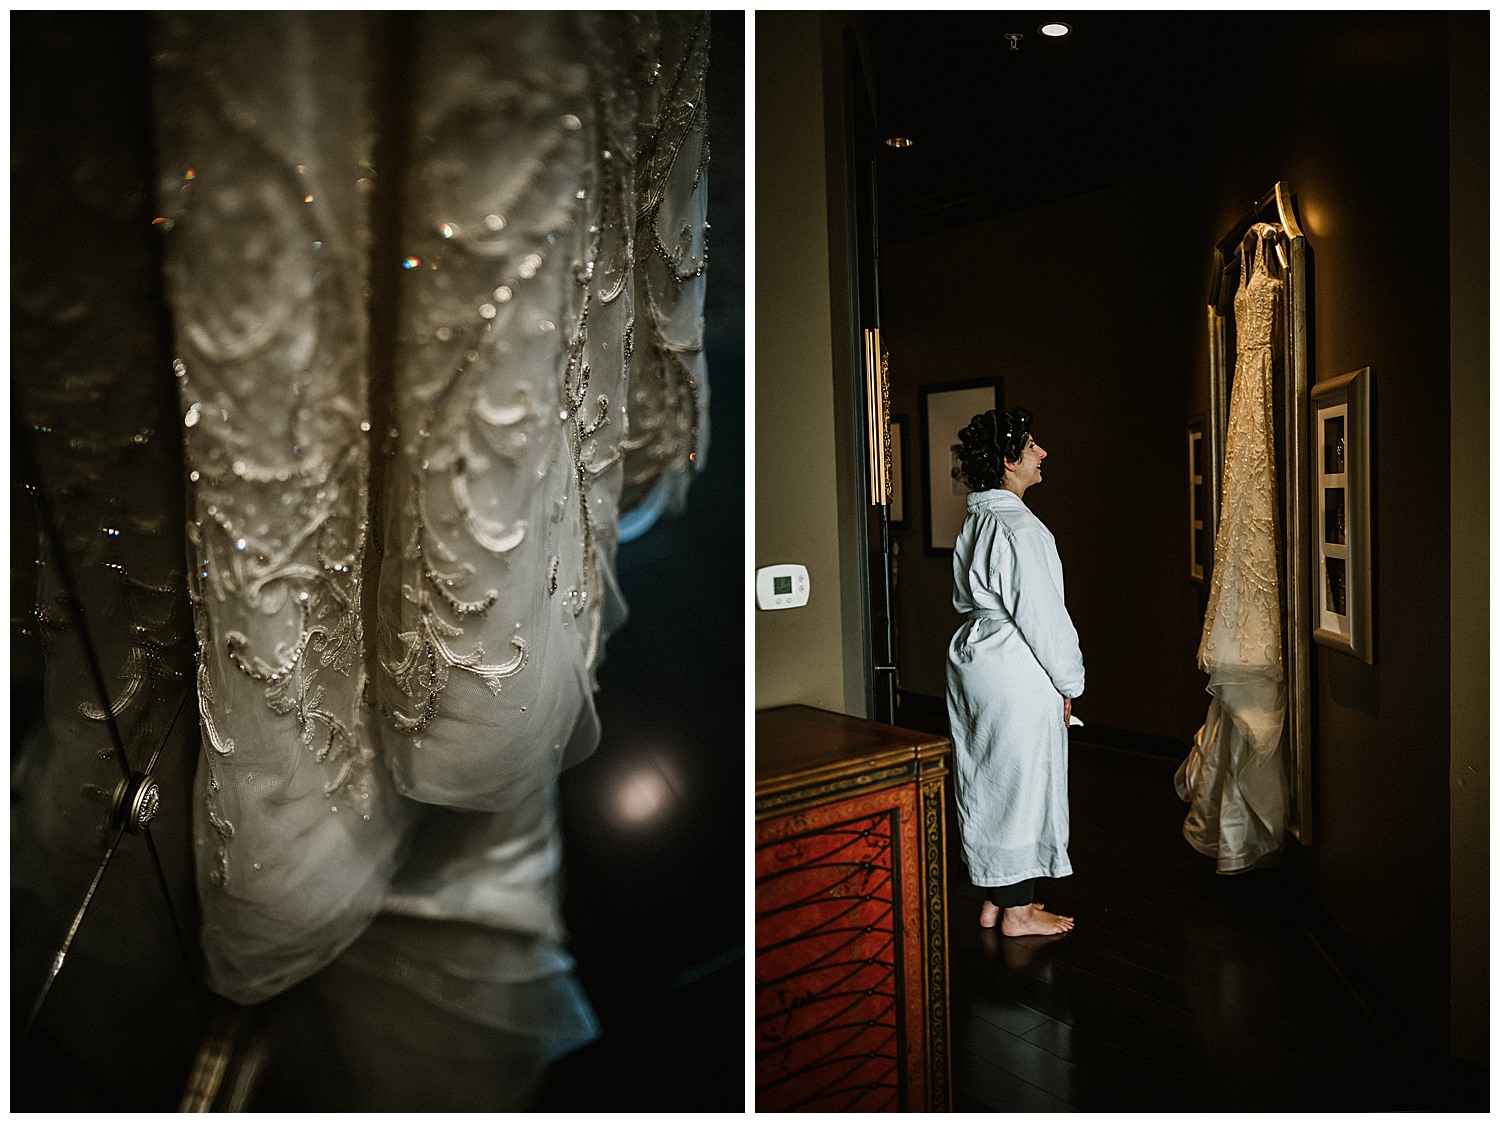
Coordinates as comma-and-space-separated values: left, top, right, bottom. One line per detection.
919, 379, 1000, 553
1311, 366, 1373, 662
889, 415, 908, 527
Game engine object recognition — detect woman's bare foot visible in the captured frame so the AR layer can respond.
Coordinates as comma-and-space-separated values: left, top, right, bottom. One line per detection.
1000, 902, 1074, 937
979, 901, 1001, 929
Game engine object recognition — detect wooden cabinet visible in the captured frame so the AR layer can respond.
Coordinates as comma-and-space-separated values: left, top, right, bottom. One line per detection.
754, 705, 952, 1112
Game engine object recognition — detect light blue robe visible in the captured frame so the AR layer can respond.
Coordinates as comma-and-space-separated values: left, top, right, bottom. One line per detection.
945, 489, 1085, 887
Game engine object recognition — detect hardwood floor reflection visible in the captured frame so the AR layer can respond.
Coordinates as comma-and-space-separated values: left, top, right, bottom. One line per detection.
946, 740, 1476, 1112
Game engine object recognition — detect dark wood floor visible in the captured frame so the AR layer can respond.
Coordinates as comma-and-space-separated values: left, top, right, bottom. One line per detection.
945, 740, 1478, 1113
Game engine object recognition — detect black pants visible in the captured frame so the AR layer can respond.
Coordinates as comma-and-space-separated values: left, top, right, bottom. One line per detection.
986, 879, 1035, 908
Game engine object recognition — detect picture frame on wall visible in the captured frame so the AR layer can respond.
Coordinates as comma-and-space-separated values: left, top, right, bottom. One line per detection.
889, 414, 909, 528
1311, 366, 1373, 663
919, 378, 1001, 554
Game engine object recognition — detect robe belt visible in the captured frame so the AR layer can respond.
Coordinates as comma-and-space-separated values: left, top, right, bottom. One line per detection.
965, 609, 1011, 621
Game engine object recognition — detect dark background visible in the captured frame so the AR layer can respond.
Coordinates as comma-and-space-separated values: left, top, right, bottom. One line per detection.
537, 10, 746, 1110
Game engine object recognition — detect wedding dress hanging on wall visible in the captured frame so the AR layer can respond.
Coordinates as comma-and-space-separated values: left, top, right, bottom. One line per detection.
1176, 222, 1289, 873
16, 11, 709, 1105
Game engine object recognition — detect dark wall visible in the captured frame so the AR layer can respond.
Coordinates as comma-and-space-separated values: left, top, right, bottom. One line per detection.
883, 176, 1209, 744
1203, 13, 1455, 1046
551, 12, 746, 1107
1446, 12, 1489, 1066
881, 11, 1466, 1051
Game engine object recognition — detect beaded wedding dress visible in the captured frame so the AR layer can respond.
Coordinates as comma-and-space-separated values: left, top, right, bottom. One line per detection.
1176, 223, 1290, 873
16, 12, 710, 1108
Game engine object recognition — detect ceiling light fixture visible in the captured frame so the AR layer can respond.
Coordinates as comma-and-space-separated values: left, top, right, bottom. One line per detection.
1039, 21, 1071, 37
884, 135, 914, 149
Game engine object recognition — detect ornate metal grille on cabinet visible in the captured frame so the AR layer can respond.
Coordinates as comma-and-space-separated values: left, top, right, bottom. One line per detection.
755, 705, 952, 1111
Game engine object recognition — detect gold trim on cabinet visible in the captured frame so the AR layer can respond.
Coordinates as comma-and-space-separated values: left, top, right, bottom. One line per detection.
920, 776, 952, 1111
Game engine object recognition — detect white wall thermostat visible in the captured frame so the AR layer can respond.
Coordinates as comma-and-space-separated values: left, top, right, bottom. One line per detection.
756, 563, 810, 610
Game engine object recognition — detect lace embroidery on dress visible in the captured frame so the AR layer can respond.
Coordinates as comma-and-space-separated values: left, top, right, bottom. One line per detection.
152, 16, 417, 1003
368, 14, 628, 807
373, 13, 711, 812
1177, 222, 1291, 873
1199, 226, 1284, 678
156, 16, 383, 824
14, 12, 712, 1100
622, 15, 710, 516
149, 12, 711, 1019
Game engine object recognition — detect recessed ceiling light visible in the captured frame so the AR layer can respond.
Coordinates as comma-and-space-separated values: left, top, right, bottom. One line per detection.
1039, 22, 1071, 37
884, 136, 914, 149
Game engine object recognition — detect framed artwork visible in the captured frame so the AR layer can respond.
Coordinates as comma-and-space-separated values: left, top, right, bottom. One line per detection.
889, 414, 909, 527
1311, 366, 1373, 662
1187, 421, 1207, 583
919, 378, 1001, 554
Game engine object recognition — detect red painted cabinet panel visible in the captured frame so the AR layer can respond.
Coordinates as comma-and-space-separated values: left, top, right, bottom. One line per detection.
755, 706, 951, 1112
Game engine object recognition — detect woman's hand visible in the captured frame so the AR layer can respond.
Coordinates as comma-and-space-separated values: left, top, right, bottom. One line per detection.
1063, 697, 1072, 727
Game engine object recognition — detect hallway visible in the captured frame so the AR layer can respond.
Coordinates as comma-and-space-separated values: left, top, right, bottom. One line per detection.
946, 740, 1481, 1112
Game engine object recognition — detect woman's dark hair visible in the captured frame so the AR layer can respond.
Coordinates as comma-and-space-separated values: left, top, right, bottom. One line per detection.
953, 407, 1034, 492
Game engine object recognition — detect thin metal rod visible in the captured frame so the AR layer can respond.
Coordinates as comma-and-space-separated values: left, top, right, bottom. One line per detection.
142, 827, 207, 1016
878, 505, 897, 723
144, 683, 190, 779
24, 825, 128, 1037
869, 155, 883, 327
24, 667, 203, 1033
869, 153, 898, 724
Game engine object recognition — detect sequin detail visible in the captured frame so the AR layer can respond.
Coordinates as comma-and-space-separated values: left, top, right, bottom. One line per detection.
1198, 224, 1285, 677
151, 12, 713, 898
